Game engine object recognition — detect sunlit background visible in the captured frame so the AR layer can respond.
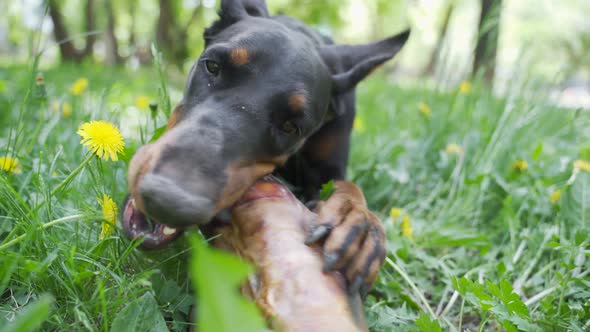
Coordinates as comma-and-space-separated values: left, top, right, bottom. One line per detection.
2, 0, 589, 107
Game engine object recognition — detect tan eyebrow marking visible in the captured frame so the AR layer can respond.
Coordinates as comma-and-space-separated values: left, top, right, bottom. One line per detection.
288, 92, 307, 112
230, 48, 250, 66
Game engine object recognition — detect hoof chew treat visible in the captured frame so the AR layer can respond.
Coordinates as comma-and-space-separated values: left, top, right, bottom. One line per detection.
214, 176, 367, 332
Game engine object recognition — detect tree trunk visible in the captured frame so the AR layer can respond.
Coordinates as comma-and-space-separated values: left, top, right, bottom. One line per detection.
423, 1, 455, 76
47, 0, 96, 62
81, 0, 96, 57
156, 0, 201, 68
47, 0, 81, 61
473, 0, 502, 82
104, 0, 123, 65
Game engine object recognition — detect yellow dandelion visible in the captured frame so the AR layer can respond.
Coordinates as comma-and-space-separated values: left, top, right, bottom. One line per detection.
98, 194, 118, 239
573, 160, 590, 173
417, 102, 432, 118
353, 116, 366, 134
70, 78, 89, 96
401, 214, 413, 240
512, 160, 528, 172
77, 121, 125, 161
51, 101, 73, 118
51, 101, 60, 113
135, 96, 151, 109
459, 80, 472, 94
0, 156, 22, 174
62, 102, 73, 118
390, 207, 404, 223
445, 143, 463, 156
549, 190, 561, 204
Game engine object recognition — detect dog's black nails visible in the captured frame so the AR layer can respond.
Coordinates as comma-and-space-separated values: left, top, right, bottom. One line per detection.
349, 275, 363, 295
359, 284, 369, 299
323, 252, 339, 272
305, 224, 331, 244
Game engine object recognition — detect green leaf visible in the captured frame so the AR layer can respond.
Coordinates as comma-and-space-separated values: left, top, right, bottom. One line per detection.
319, 180, 336, 200
414, 313, 441, 332
498, 279, 529, 318
190, 235, 266, 332
0, 294, 53, 332
110, 292, 168, 332
149, 125, 168, 143
531, 143, 543, 161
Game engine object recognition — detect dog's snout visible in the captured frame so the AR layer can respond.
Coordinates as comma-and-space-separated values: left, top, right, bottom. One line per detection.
139, 173, 215, 226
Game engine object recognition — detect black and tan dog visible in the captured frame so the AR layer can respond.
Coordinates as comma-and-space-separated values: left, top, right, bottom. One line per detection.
122, 0, 409, 297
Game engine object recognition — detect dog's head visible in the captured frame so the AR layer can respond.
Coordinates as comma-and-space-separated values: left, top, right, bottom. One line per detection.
123, 0, 409, 247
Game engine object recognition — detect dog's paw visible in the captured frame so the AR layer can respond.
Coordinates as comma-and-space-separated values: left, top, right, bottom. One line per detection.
305, 181, 386, 297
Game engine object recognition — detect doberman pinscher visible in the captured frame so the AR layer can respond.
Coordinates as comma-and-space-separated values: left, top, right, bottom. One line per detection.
122, 0, 409, 296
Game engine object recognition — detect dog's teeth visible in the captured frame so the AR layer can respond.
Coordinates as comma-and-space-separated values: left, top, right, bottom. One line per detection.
163, 226, 177, 235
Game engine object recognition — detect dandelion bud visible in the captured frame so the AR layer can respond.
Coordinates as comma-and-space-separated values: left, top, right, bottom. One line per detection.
149, 101, 158, 118
34, 72, 47, 101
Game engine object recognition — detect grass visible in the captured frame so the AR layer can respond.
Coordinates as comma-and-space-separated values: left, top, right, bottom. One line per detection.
0, 59, 589, 331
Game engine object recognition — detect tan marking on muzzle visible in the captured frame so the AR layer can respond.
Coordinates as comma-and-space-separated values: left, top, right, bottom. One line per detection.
214, 161, 277, 212
127, 127, 179, 215
230, 48, 250, 66
167, 104, 185, 129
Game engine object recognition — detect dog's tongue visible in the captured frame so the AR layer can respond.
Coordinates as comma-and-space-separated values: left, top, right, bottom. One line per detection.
121, 198, 183, 249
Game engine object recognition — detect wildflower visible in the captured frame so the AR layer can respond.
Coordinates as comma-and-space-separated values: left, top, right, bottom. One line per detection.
77, 121, 125, 161
417, 102, 431, 118
401, 214, 413, 240
445, 143, 463, 156
0, 156, 22, 174
62, 102, 73, 118
512, 160, 528, 172
573, 160, 590, 173
70, 78, 89, 96
135, 96, 151, 109
98, 194, 118, 239
459, 80, 472, 94
390, 207, 403, 222
35, 73, 47, 100
354, 116, 366, 134
549, 190, 561, 204
390, 207, 413, 240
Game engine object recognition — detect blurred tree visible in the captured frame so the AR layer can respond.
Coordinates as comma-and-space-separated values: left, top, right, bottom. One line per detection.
473, 0, 502, 82
423, 0, 455, 76
156, 0, 203, 68
47, 0, 96, 62
268, 0, 343, 32
104, 0, 123, 65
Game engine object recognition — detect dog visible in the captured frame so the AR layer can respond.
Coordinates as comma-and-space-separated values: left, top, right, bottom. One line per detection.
122, 0, 409, 297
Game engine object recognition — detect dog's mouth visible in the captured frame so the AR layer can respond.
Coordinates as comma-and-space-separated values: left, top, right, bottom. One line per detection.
121, 197, 184, 249
121, 176, 291, 249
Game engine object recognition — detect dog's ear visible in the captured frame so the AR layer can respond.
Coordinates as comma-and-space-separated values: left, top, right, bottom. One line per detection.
320, 30, 410, 94
204, 0, 269, 44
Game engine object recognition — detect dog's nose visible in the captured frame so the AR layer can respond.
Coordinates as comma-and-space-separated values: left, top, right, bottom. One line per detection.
138, 173, 215, 226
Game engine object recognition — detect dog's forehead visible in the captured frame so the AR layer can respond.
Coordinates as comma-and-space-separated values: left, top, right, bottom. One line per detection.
215, 18, 318, 61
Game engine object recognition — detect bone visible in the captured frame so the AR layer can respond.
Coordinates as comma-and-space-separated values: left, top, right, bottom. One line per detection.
215, 177, 367, 332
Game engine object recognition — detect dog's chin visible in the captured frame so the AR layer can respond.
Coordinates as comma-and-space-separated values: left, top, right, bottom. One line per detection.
121, 197, 184, 249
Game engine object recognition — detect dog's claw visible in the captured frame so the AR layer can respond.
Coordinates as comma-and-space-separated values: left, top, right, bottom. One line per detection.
349, 275, 363, 295
323, 252, 340, 272
305, 224, 332, 245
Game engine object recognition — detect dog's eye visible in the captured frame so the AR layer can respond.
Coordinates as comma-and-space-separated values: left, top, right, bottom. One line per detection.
205, 60, 221, 75
280, 121, 298, 135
